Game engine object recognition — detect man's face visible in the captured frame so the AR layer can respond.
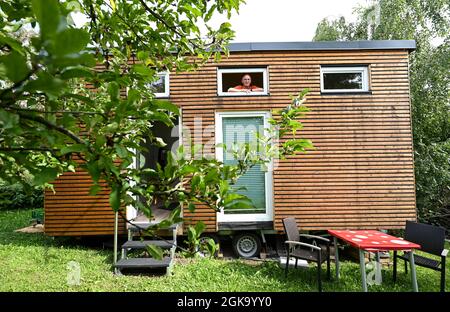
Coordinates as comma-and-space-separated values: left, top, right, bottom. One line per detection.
241, 75, 251, 87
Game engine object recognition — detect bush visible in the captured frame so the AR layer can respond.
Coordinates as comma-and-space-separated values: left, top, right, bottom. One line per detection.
0, 183, 43, 210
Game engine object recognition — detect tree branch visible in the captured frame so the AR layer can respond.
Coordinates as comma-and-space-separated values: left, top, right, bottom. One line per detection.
139, 0, 228, 53
103, 1, 152, 51
0, 147, 58, 152
15, 111, 85, 145
138, 0, 184, 38
6, 106, 107, 118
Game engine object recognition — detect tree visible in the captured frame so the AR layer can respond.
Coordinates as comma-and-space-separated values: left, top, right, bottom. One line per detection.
313, 0, 450, 229
313, 16, 350, 41
0, 0, 313, 257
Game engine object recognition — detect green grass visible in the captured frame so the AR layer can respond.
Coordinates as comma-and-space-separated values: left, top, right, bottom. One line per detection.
0, 209, 448, 292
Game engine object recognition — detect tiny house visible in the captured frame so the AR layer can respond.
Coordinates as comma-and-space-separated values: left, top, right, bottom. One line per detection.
44, 40, 417, 258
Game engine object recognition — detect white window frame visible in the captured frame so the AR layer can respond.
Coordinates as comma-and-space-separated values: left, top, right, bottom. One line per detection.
149, 71, 170, 98
217, 68, 269, 96
320, 66, 369, 93
215, 111, 273, 223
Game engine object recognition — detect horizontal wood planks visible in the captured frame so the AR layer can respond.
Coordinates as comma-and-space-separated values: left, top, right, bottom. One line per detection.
44, 168, 126, 236
45, 49, 416, 235
44, 61, 128, 236
174, 49, 416, 231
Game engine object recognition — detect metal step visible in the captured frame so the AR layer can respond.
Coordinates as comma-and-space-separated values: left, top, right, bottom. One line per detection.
121, 240, 174, 250
128, 222, 178, 232
115, 257, 172, 269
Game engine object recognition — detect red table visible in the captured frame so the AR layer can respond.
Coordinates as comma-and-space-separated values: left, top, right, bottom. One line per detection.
328, 230, 421, 292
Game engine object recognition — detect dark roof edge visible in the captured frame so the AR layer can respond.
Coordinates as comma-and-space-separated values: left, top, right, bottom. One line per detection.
227, 40, 416, 52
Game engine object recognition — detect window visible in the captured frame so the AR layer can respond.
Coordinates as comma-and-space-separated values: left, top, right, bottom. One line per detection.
146, 72, 169, 97
320, 66, 369, 93
217, 68, 268, 96
215, 111, 273, 222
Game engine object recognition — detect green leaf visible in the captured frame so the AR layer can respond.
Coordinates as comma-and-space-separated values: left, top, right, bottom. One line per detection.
288, 120, 302, 129
188, 202, 196, 213
33, 167, 59, 185
31, 0, 60, 37
180, 165, 197, 175
62, 93, 95, 105
127, 89, 141, 104
191, 175, 200, 190
205, 4, 217, 21
107, 82, 119, 101
89, 184, 102, 196
169, 206, 182, 221
60, 144, 88, 155
149, 111, 173, 126
136, 51, 148, 61
0, 109, 19, 129
109, 186, 121, 211
204, 169, 218, 182
187, 226, 197, 244
0, 51, 29, 83
86, 162, 101, 182
0, 35, 25, 55
54, 28, 90, 56
154, 100, 180, 115
94, 135, 107, 148
154, 137, 167, 147
114, 144, 128, 158
104, 122, 119, 133
60, 67, 93, 79
109, 0, 117, 11
146, 244, 163, 260
202, 238, 219, 258
132, 64, 155, 77
53, 52, 96, 68
24, 71, 65, 96
194, 221, 206, 237
216, 143, 226, 149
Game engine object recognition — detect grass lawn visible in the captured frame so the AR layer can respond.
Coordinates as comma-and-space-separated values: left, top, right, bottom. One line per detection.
0, 209, 448, 292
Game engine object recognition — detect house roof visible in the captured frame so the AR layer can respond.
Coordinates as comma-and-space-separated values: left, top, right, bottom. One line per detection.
227, 40, 416, 52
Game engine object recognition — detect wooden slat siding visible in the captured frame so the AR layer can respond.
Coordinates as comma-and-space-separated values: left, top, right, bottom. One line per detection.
45, 50, 416, 234
43, 58, 131, 236
44, 162, 127, 236
174, 50, 416, 231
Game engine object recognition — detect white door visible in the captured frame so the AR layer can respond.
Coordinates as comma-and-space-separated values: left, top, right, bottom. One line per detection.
215, 111, 273, 223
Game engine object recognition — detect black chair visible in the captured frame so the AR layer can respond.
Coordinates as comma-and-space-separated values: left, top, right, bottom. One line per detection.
282, 217, 331, 292
393, 220, 448, 292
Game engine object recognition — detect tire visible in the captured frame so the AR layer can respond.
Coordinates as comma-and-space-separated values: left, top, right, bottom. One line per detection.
198, 233, 220, 257
232, 232, 262, 258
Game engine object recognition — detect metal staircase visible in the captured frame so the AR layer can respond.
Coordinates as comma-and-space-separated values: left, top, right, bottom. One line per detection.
114, 222, 179, 276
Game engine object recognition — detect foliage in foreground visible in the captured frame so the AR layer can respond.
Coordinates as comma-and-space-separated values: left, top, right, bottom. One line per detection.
0, 0, 314, 257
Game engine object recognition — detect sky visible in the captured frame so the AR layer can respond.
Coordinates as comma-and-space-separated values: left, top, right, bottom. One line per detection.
73, 0, 371, 42
209, 0, 370, 42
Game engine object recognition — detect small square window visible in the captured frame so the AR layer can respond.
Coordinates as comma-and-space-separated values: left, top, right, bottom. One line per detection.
146, 72, 169, 98
217, 68, 268, 96
320, 66, 369, 93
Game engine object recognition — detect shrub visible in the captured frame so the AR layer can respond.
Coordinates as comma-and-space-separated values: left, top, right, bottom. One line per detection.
0, 183, 43, 210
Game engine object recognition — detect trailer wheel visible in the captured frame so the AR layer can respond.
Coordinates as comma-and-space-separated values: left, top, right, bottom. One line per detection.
198, 233, 220, 257
232, 232, 261, 258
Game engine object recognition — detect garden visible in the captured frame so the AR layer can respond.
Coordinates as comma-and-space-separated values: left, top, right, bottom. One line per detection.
1, 208, 448, 292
